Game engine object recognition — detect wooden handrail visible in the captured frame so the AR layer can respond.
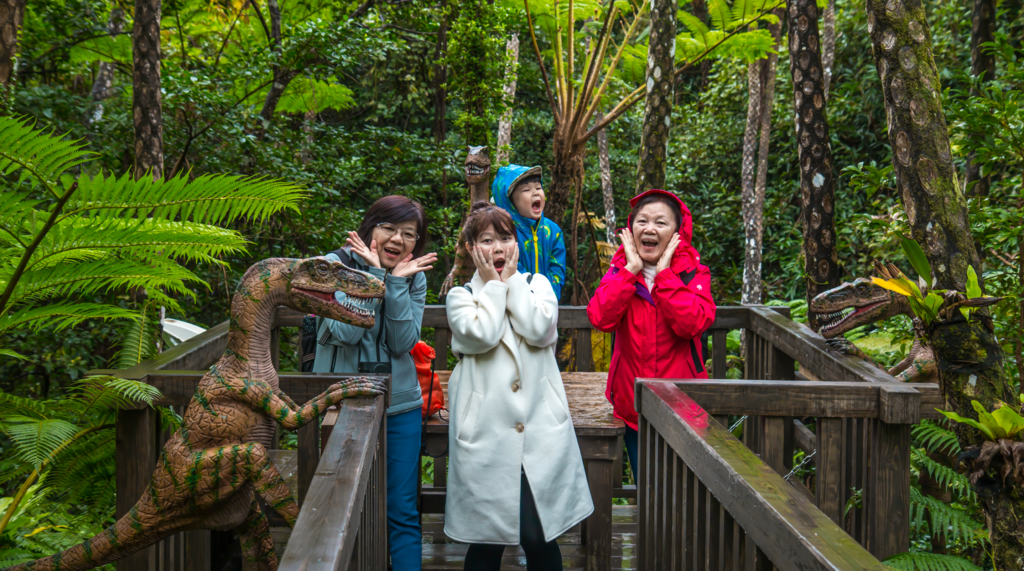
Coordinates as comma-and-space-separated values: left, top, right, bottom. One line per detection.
637, 381, 888, 570
278, 395, 387, 571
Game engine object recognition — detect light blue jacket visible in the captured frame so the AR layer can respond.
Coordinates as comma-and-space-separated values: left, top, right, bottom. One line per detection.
312, 247, 425, 416
491, 165, 567, 301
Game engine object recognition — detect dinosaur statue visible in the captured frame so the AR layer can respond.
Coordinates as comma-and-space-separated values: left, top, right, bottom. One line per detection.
440, 145, 492, 294
810, 261, 938, 383
7, 257, 388, 571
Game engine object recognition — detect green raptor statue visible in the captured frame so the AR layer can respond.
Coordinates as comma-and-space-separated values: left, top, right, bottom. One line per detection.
6, 257, 388, 571
810, 261, 937, 383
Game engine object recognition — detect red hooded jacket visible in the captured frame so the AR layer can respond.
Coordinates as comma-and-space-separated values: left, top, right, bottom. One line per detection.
587, 190, 716, 430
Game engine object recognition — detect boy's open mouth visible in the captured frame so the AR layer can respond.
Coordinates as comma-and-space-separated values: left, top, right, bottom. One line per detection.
531, 198, 543, 214
493, 258, 506, 272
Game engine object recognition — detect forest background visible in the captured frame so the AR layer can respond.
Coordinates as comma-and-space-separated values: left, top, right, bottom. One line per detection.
0, 0, 1023, 568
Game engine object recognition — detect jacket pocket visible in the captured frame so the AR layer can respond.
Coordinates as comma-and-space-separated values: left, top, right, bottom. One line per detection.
456, 391, 484, 444
542, 376, 570, 425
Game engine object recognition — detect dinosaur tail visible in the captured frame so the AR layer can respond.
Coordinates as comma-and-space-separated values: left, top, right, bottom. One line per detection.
4, 505, 176, 571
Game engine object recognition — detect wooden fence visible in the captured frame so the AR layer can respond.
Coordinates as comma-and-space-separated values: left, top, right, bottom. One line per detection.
97, 303, 940, 570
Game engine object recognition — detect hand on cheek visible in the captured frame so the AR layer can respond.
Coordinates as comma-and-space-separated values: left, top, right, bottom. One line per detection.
656, 234, 680, 274
471, 245, 500, 283
501, 243, 518, 282
620, 229, 642, 275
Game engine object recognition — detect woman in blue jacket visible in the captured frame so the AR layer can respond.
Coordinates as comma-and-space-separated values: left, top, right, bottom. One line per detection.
313, 195, 436, 570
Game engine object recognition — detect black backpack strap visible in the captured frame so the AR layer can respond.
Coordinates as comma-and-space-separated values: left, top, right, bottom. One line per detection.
679, 268, 698, 285
462, 283, 472, 293
526, 273, 534, 284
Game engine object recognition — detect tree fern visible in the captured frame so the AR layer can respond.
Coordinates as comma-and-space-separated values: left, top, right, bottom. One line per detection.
0, 117, 92, 196
884, 551, 984, 571
913, 419, 961, 455
912, 448, 976, 502
909, 487, 984, 548
114, 302, 159, 369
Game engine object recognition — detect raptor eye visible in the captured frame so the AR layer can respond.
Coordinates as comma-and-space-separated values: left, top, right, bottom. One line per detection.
316, 261, 330, 276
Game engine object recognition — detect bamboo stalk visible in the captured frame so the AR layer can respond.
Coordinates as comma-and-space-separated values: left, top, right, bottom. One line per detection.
570, 3, 616, 137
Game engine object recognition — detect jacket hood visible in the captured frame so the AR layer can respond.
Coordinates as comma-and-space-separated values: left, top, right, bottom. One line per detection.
492, 164, 543, 228
612, 189, 702, 272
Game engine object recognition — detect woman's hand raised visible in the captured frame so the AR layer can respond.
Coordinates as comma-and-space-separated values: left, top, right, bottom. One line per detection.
470, 246, 500, 284
346, 231, 380, 268
656, 234, 680, 275
392, 252, 438, 278
500, 243, 519, 283
619, 229, 643, 275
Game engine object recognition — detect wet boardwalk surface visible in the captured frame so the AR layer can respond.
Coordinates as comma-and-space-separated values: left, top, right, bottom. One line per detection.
420, 506, 638, 570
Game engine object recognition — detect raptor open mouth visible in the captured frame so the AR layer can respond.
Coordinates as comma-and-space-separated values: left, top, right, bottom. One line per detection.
818, 301, 885, 333
465, 164, 488, 177
293, 287, 378, 319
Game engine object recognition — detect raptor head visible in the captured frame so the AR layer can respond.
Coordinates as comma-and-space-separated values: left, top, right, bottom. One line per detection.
810, 276, 910, 338
286, 257, 385, 328
464, 145, 491, 184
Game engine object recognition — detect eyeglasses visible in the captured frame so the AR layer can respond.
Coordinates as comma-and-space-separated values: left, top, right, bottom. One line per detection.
376, 222, 419, 243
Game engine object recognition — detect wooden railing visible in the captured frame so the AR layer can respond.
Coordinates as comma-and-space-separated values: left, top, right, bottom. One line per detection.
637, 381, 889, 570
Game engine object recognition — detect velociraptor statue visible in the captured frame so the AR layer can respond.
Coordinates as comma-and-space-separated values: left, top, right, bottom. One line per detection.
441, 145, 492, 294
6, 257, 387, 571
810, 261, 937, 383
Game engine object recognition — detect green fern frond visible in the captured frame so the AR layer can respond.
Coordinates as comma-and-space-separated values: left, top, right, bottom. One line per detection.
912, 449, 975, 502
157, 406, 183, 431
65, 170, 304, 225
0, 390, 61, 419
0, 348, 28, 360
884, 551, 983, 571
0, 116, 93, 195
909, 487, 984, 547
114, 303, 158, 369
677, 11, 711, 45
913, 420, 961, 455
9, 256, 198, 306
0, 416, 80, 470
706, 0, 730, 30
0, 303, 140, 335
70, 376, 163, 415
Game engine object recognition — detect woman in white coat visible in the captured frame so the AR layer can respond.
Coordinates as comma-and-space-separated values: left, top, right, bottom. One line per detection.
444, 202, 594, 571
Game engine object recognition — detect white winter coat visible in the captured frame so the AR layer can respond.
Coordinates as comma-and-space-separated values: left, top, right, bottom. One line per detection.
444, 270, 594, 545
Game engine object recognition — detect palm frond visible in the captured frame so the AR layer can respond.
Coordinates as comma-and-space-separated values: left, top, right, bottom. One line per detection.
884, 551, 984, 571
0, 116, 93, 195
66, 170, 304, 225
0, 416, 80, 470
912, 448, 975, 502
913, 420, 962, 455
909, 487, 984, 548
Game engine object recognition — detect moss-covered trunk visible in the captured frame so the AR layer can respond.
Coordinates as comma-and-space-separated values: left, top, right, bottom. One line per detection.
965, 0, 996, 197
546, 131, 585, 229
634, 0, 677, 194
0, 0, 25, 114
787, 0, 840, 330
865, 0, 1022, 562
132, 0, 164, 180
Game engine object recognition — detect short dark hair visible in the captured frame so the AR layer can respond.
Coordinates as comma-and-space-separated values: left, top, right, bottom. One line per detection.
630, 194, 681, 232
356, 195, 429, 257
463, 201, 516, 244
512, 175, 542, 193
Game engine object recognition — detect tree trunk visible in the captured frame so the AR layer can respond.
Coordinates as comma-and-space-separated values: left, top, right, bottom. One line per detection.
744, 10, 783, 306
634, 0, 677, 194
740, 60, 764, 305
0, 0, 25, 114
256, 0, 295, 141
133, 0, 164, 180
597, 110, 615, 242
433, 0, 450, 270
821, 0, 836, 99
865, 0, 1020, 562
788, 0, 840, 331
86, 7, 125, 125
495, 34, 519, 166
964, 0, 996, 197
546, 133, 585, 228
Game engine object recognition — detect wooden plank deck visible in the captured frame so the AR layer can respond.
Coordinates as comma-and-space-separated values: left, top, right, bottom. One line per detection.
421, 506, 638, 570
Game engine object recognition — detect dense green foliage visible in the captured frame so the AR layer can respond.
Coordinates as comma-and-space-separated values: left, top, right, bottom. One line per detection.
1, 0, 1023, 566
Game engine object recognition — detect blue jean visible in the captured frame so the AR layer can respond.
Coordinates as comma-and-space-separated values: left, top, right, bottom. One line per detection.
624, 426, 638, 483
387, 407, 422, 570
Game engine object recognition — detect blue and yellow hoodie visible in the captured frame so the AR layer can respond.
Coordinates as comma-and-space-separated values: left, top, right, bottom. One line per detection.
491, 164, 567, 300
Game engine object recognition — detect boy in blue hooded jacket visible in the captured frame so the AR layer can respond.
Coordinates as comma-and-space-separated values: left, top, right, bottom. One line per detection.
491, 164, 567, 300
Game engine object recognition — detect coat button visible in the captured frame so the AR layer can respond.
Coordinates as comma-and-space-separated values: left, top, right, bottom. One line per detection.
511, 383, 520, 392
515, 423, 524, 433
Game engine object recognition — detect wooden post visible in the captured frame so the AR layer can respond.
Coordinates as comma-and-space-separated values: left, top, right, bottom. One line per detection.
761, 416, 793, 475
712, 329, 727, 379
815, 417, 844, 525
184, 531, 211, 571
117, 408, 157, 571
297, 422, 319, 505
433, 327, 449, 371
575, 328, 594, 372
869, 385, 917, 559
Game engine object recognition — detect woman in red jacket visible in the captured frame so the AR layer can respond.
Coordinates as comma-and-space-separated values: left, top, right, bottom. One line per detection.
587, 189, 716, 479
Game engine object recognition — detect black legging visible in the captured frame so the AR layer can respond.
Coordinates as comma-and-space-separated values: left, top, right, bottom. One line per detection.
463, 471, 563, 571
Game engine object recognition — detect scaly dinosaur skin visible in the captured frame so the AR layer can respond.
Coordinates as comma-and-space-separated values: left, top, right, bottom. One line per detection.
810, 275, 938, 383
441, 146, 492, 295
7, 257, 387, 571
